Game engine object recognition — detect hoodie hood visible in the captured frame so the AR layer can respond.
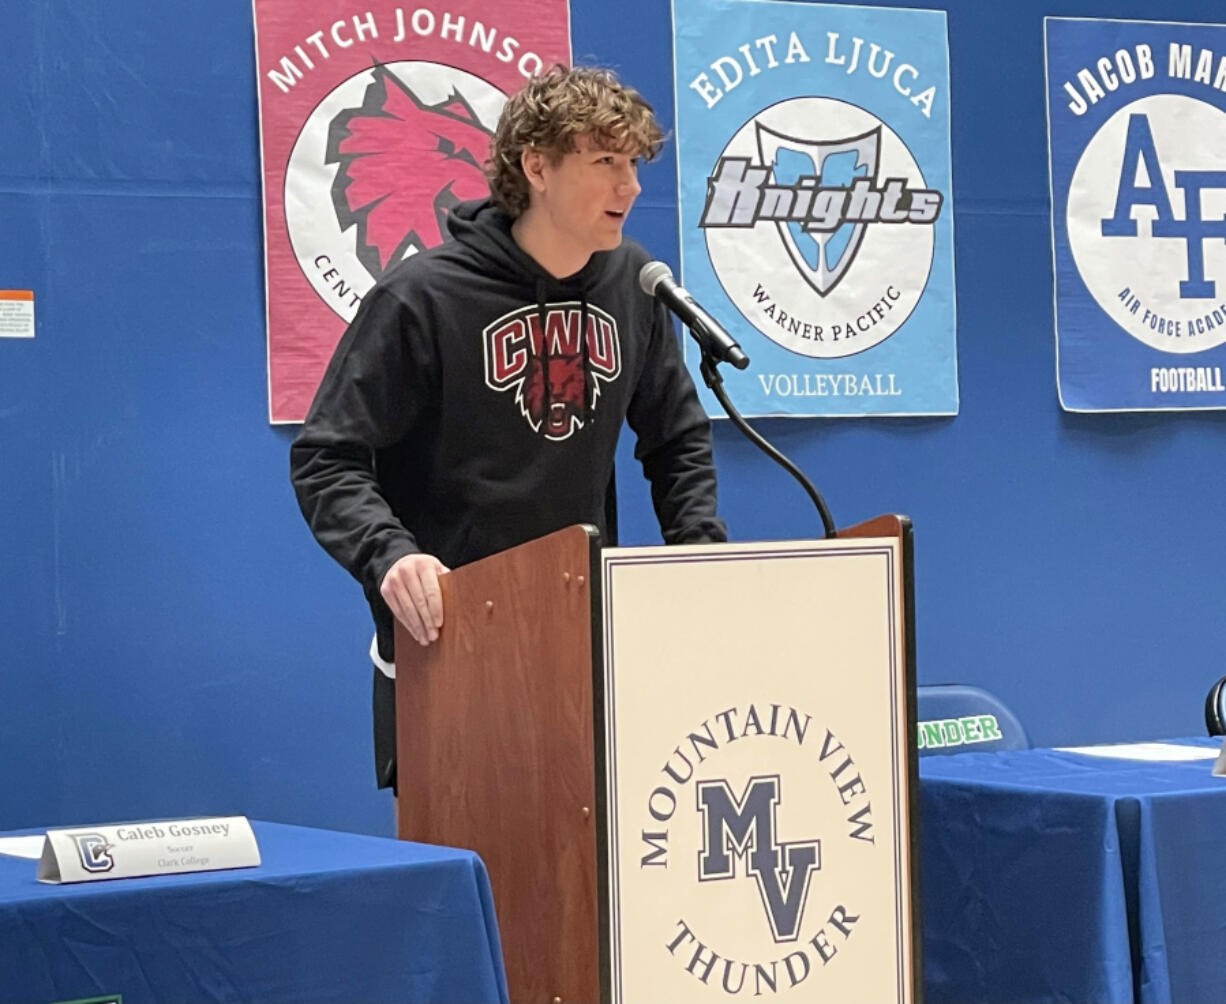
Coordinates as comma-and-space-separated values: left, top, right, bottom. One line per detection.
446, 198, 613, 292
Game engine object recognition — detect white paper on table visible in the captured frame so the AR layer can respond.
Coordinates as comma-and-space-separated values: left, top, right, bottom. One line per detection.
0, 836, 45, 859
1055, 742, 1220, 762
1214, 739, 1226, 777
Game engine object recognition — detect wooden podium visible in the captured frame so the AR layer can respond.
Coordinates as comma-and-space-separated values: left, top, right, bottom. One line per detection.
396, 518, 918, 1004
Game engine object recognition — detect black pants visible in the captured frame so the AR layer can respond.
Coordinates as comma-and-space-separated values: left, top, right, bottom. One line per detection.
373, 668, 397, 792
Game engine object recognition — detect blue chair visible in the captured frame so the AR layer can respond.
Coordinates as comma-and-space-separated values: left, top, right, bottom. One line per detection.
916, 684, 1030, 755
1205, 676, 1226, 735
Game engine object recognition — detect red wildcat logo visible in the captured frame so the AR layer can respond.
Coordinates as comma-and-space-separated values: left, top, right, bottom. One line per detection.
326, 63, 494, 278
484, 304, 623, 440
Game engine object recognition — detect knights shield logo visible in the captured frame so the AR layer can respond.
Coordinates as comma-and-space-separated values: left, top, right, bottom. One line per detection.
755, 121, 881, 298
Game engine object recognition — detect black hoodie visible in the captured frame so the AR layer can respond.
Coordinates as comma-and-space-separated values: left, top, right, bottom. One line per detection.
291, 199, 726, 662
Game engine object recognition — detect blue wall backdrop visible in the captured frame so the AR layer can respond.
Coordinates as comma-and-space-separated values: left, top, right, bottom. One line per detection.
3, 0, 1224, 837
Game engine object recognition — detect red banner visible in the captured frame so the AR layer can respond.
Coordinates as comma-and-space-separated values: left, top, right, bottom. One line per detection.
254, 1, 571, 423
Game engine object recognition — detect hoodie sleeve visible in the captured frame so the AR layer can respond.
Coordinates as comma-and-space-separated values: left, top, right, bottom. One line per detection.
290, 283, 435, 597
626, 300, 729, 544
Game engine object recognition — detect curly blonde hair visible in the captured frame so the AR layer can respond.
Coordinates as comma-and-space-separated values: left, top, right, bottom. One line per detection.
486, 65, 665, 217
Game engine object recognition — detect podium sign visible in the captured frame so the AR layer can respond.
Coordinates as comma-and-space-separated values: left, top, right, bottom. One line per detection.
601, 536, 917, 1003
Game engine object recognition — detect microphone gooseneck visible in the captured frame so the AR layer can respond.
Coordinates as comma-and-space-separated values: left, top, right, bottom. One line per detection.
638, 260, 836, 538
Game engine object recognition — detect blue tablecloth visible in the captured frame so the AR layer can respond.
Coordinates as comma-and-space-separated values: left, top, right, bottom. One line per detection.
0, 820, 508, 1004
920, 739, 1226, 1004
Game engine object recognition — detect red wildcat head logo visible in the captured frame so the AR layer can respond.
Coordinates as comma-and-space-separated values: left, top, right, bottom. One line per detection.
326, 64, 494, 279
523, 350, 589, 439
484, 304, 624, 441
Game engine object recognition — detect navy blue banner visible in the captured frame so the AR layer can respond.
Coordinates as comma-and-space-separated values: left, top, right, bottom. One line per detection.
1047, 17, 1226, 411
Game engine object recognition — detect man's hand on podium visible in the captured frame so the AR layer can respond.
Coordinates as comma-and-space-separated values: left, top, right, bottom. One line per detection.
381, 553, 449, 646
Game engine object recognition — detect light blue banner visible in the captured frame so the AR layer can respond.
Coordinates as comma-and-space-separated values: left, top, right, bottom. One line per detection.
672, 0, 957, 417
1047, 17, 1226, 412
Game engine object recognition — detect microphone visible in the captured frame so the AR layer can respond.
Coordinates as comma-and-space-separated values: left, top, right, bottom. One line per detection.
638, 261, 750, 370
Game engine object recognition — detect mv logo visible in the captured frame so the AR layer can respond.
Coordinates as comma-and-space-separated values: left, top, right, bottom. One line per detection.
1101, 112, 1226, 299
697, 775, 821, 942
71, 833, 115, 873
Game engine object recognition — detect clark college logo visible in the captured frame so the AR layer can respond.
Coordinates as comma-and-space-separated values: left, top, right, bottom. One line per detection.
285, 61, 506, 322
483, 303, 623, 440
639, 703, 875, 995
71, 832, 115, 873
1066, 93, 1226, 354
701, 98, 943, 359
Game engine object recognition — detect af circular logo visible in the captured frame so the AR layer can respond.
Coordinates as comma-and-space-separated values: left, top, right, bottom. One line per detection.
1067, 94, 1226, 354
638, 703, 875, 996
284, 61, 506, 322
701, 98, 942, 359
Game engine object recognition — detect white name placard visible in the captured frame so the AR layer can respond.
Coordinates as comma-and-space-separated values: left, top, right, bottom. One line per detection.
37, 816, 260, 883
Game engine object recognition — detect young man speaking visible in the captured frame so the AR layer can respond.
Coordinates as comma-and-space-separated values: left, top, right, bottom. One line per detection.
291, 65, 726, 790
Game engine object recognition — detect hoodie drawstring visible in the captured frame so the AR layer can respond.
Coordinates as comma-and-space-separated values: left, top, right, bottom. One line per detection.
535, 277, 551, 435
579, 288, 592, 426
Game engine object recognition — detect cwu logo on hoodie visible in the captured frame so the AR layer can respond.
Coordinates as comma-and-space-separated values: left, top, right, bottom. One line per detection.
483, 303, 622, 440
